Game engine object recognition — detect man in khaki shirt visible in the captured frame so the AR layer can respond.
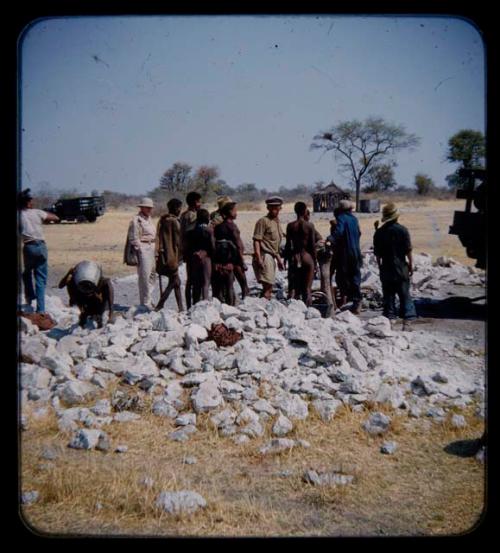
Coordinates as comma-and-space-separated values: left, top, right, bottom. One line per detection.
252, 196, 285, 300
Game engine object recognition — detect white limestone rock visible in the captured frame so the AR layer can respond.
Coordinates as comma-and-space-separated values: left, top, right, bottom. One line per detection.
156, 491, 207, 515
272, 414, 293, 436
191, 379, 224, 413
362, 412, 391, 435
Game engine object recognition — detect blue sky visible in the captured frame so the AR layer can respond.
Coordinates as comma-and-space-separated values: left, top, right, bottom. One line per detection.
20, 15, 485, 195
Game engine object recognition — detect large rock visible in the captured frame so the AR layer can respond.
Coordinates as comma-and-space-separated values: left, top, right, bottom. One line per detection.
155, 331, 185, 353
20, 338, 46, 364
152, 399, 178, 418
364, 316, 393, 338
74, 360, 96, 382
240, 420, 264, 438
311, 398, 342, 422
272, 414, 293, 436
191, 379, 224, 413
189, 302, 221, 330
185, 324, 209, 347
362, 412, 391, 435
57, 381, 97, 406
372, 383, 406, 409
21, 365, 52, 390
121, 352, 159, 385
130, 333, 160, 354
259, 438, 296, 455
302, 469, 354, 487
40, 351, 74, 379
210, 408, 237, 428
156, 491, 207, 515
411, 375, 438, 397
56, 335, 88, 363
274, 394, 309, 420
68, 429, 109, 450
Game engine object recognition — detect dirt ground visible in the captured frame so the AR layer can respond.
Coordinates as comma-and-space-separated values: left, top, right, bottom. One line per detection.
20, 197, 486, 537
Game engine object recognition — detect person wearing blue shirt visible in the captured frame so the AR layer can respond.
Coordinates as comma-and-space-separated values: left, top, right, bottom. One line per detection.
328, 200, 363, 314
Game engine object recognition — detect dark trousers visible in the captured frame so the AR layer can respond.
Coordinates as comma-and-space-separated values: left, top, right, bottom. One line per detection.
212, 265, 235, 306
381, 278, 417, 320
335, 259, 362, 306
190, 252, 212, 305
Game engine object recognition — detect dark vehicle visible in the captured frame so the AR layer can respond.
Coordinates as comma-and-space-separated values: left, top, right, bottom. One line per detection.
45, 196, 106, 223
449, 168, 486, 269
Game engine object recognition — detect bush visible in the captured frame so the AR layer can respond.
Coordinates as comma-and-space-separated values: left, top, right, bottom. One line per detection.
414, 173, 435, 196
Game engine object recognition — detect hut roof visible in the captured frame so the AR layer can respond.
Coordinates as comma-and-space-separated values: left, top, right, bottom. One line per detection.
312, 182, 350, 197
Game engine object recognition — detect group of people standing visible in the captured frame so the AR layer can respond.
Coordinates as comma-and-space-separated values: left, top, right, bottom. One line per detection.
126, 192, 416, 325
18, 186, 416, 326
126, 192, 251, 312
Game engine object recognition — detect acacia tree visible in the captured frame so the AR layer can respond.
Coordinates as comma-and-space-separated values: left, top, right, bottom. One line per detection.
192, 165, 222, 200
311, 117, 420, 210
447, 130, 485, 169
159, 162, 193, 194
445, 129, 485, 189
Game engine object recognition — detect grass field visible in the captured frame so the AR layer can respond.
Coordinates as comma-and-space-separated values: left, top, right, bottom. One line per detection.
21, 394, 485, 537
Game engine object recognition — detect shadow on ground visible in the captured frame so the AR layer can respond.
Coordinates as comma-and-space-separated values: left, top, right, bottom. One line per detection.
415, 296, 486, 321
444, 439, 484, 458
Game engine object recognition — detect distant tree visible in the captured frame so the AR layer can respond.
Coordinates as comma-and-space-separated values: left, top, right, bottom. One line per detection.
447, 130, 485, 170
362, 163, 397, 193
414, 173, 435, 196
192, 165, 222, 200
234, 183, 261, 202
217, 181, 236, 197
314, 180, 326, 191
311, 117, 420, 211
159, 162, 193, 194
91, 189, 99, 196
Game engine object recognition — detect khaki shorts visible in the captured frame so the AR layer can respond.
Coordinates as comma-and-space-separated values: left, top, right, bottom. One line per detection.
252, 252, 276, 285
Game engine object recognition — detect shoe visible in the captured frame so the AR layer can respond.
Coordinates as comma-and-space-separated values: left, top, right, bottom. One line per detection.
351, 304, 362, 315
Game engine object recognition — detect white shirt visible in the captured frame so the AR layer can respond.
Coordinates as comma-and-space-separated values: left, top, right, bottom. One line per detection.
20, 208, 48, 243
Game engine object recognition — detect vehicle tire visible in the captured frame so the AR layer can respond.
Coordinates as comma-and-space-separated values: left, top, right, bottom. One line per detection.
87, 213, 97, 223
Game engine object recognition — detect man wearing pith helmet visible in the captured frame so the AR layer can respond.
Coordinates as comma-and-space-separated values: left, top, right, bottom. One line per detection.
252, 196, 285, 300
127, 197, 156, 309
373, 202, 417, 328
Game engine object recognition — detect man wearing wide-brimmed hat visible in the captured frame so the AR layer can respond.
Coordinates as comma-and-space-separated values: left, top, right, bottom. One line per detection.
126, 197, 157, 309
211, 196, 250, 300
210, 195, 233, 227
328, 199, 363, 313
373, 202, 416, 326
252, 196, 285, 300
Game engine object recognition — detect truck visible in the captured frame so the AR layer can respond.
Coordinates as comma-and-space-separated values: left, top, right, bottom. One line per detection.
448, 168, 486, 269
45, 196, 106, 223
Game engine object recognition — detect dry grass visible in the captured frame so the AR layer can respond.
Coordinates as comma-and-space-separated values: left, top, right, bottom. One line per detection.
21, 398, 485, 537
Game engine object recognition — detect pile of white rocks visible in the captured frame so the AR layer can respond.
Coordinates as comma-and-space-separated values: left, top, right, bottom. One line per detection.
360, 252, 485, 302
20, 281, 485, 450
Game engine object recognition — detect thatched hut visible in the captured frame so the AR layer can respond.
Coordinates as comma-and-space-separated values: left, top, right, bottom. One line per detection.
311, 182, 351, 213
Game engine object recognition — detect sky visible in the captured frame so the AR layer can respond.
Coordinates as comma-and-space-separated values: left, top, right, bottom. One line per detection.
20, 15, 485, 195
